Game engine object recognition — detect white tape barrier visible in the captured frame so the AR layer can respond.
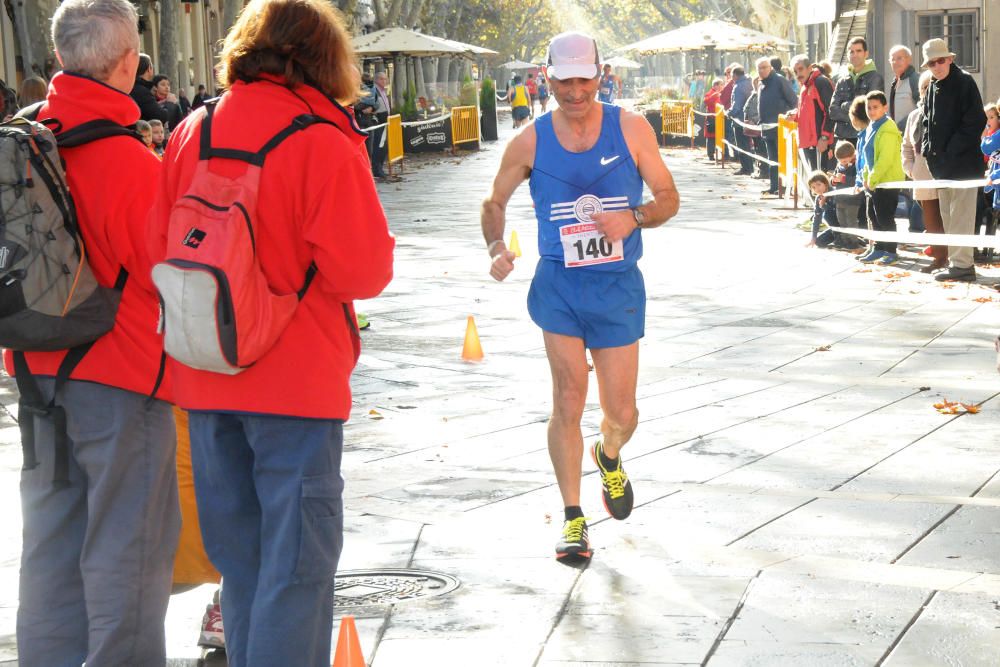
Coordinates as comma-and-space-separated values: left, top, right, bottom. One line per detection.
823, 178, 991, 198
692, 108, 778, 131
826, 225, 1000, 248
722, 139, 778, 167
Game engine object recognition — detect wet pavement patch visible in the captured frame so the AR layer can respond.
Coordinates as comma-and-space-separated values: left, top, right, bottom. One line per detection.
335, 568, 461, 617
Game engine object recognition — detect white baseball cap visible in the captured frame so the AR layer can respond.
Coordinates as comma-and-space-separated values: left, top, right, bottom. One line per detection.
546, 32, 600, 81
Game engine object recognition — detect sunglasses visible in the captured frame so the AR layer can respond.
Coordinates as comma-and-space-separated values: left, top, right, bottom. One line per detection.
927, 57, 949, 67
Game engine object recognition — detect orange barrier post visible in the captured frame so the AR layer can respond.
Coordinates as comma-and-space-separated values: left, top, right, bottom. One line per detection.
332, 616, 364, 667
715, 108, 725, 167
462, 316, 484, 361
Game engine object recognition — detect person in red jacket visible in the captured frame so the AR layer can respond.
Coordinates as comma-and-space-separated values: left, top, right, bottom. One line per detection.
146, 1, 394, 665
788, 55, 835, 172
704, 79, 723, 160
11, 1, 180, 666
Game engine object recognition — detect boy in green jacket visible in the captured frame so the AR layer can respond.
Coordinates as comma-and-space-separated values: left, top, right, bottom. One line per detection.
859, 90, 905, 265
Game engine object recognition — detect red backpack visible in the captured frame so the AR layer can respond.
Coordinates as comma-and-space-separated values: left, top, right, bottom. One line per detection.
152, 101, 334, 374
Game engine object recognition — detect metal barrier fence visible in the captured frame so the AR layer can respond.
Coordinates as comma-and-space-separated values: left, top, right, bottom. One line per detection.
387, 114, 403, 174
451, 105, 480, 149
777, 114, 799, 206
660, 100, 694, 139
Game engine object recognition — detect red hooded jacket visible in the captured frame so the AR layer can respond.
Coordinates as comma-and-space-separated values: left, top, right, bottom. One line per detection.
794, 68, 834, 149
146, 78, 394, 420
4, 72, 169, 399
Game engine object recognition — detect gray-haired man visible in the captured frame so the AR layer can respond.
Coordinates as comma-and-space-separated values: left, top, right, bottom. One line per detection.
14, 1, 179, 665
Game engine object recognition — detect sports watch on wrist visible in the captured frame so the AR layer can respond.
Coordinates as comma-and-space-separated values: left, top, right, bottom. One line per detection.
631, 207, 646, 228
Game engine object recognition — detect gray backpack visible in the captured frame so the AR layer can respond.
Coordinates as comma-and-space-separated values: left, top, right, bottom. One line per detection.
0, 108, 142, 485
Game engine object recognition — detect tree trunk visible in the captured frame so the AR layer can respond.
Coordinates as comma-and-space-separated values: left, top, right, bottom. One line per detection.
12, 0, 37, 76
436, 56, 450, 100
222, 0, 242, 37
392, 55, 406, 110
414, 56, 427, 103
159, 0, 179, 85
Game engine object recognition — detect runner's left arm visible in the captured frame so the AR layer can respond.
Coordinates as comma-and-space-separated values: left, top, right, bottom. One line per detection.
591, 112, 680, 241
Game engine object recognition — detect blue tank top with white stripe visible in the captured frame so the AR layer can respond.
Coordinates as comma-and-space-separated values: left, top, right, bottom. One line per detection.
529, 103, 643, 272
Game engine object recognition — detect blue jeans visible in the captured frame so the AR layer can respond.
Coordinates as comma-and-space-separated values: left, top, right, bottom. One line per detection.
189, 412, 345, 667
763, 129, 779, 193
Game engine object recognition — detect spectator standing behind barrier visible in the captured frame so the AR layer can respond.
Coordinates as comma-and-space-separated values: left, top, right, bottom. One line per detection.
729, 66, 754, 175
151, 74, 183, 129
856, 91, 904, 265
888, 45, 920, 130
704, 79, 723, 161
831, 141, 865, 247
689, 70, 706, 109
192, 83, 209, 109
11, 1, 180, 665
829, 37, 885, 144
921, 38, 987, 282
756, 57, 797, 197
742, 76, 767, 179
371, 70, 391, 177
146, 0, 395, 664
130, 52, 170, 123
788, 55, 834, 172
902, 70, 947, 271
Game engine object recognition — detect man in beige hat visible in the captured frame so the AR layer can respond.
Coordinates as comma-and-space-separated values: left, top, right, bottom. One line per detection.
920, 37, 986, 282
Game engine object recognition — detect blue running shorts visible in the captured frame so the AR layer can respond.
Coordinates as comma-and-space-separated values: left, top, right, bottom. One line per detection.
527, 259, 645, 349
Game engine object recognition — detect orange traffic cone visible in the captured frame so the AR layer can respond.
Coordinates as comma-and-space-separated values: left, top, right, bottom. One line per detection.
509, 230, 522, 257
332, 615, 365, 667
461, 316, 484, 361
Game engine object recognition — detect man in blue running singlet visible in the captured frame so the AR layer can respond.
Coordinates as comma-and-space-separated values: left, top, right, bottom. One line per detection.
481, 31, 680, 563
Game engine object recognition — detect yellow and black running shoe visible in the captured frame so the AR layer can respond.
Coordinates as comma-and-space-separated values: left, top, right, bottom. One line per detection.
555, 517, 591, 561
592, 440, 634, 520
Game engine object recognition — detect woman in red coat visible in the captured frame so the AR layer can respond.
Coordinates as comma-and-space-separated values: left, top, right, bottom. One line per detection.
704, 79, 724, 160
146, 1, 394, 665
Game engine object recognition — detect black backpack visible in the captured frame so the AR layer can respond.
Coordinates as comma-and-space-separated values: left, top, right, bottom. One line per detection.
1, 103, 144, 485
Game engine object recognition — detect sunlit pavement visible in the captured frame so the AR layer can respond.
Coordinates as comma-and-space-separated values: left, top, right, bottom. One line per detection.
1, 106, 999, 665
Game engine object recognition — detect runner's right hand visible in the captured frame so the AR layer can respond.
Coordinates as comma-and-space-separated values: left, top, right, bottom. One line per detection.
490, 250, 516, 282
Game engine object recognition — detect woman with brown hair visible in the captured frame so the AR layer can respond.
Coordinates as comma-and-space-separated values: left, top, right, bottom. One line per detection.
146, 1, 395, 665
17, 76, 48, 109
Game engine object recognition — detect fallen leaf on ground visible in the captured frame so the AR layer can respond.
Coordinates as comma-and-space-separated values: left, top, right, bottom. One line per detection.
816, 345, 832, 351
854, 268, 872, 273
368, 409, 384, 420
973, 297, 995, 303
934, 399, 982, 415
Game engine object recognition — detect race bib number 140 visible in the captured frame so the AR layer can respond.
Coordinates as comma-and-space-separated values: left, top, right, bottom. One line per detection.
559, 223, 624, 268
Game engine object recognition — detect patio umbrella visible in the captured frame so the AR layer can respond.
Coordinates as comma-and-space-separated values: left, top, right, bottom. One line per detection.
618, 19, 792, 54
353, 27, 468, 57
501, 59, 537, 70
604, 55, 642, 69
437, 37, 499, 57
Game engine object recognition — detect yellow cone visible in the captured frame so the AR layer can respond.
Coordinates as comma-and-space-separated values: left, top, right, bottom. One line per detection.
509, 230, 522, 257
461, 316, 484, 362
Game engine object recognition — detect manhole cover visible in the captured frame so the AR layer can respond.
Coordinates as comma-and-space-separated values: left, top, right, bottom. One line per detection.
334, 569, 460, 616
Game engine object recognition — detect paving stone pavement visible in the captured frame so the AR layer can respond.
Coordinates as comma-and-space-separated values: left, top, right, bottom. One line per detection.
1, 109, 999, 666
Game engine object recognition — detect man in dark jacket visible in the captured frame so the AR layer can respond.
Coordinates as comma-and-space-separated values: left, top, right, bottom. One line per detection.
729, 66, 754, 175
129, 53, 169, 124
828, 37, 884, 142
921, 38, 987, 282
757, 57, 798, 196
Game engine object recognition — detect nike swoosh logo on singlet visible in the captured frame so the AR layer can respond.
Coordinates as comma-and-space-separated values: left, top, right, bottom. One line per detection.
600, 155, 620, 166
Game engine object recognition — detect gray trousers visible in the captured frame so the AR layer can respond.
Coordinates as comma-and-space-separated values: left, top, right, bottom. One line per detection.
938, 187, 978, 269
17, 379, 179, 667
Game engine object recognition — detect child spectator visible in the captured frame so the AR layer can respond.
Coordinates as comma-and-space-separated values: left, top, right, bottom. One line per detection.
849, 96, 874, 259
805, 171, 838, 247
831, 141, 864, 249
704, 79, 723, 161
857, 90, 904, 265
135, 119, 158, 157
149, 118, 167, 157
983, 101, 1000, 260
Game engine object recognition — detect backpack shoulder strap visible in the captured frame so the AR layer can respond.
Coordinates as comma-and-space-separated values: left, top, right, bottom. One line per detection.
56, 120, 144, 148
